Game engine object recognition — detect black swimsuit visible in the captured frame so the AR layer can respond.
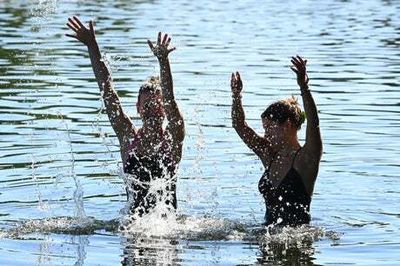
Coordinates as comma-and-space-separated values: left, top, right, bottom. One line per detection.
123, 135, 177, 217
258, 149, 311, 226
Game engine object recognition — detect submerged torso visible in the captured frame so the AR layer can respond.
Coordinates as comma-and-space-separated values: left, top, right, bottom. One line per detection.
258, 149, 311, 226
123, 131, 177, 217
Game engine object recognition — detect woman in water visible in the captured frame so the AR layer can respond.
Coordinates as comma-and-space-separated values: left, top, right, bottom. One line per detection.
66, 17, 185, 217
231, 56, 322, 226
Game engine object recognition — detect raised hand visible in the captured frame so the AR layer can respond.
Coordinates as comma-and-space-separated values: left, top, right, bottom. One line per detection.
147, 32, 176, 60
66, 16, 96, 47
231, 71, 243, 96
291, 55, 309, 89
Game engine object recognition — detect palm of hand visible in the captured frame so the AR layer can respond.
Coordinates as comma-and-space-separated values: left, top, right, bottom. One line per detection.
147, 32, 176, 60
151, 45, 169, 59
291, 55, 309, 87
66, 16, 95, 46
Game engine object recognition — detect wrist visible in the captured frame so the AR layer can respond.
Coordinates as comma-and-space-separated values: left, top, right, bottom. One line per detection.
87, 41, 99, 50
300, 86, 310, 96
157, 56, 169, 63
232, 93, 242, 99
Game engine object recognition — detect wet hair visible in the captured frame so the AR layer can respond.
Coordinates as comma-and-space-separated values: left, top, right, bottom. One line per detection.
261, 96, 305, 130
138, 76, 161, 103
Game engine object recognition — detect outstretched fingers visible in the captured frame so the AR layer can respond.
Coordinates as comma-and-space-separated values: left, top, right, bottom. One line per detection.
147, 39, 154, 50
89, 20, 94, 34
291, 60, 305, 75
168, 46, 176, 53
73, 16, 85, 29
236, 72, 243, 87
291, 57, 301, 67
66, 22, 77, 33
231, 72, 235, 87
290, 66, 299, 74
165, 37, 171, 47
68, 17, 80, 31
296, 55, 304, 64
293, 55, 307, 69
162, 33, 168, 45
231, 71, 242, 92
235, 71, 241, 80
149, 32, 176, 57
65, 33, 77, 39
157, 32, 161, 46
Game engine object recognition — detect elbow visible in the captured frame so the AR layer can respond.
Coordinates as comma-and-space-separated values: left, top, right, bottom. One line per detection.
178, 125, 186, 143
314, 116, 320, 127
231, 114, 241, 129
174, 119, 185, 143
232, 120, 241, 131
232, 120, 238, 129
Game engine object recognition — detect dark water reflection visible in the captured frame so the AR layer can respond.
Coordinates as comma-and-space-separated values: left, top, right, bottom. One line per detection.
258, 244, 315, 266
1, 0, 400, 264
121, 236, 180, 265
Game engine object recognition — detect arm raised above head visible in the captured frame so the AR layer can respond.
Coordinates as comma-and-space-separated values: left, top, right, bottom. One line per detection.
66, 16, 136, 144
290, 56, 322, 160
147, 32, 185, 162
231, 72, 271, 166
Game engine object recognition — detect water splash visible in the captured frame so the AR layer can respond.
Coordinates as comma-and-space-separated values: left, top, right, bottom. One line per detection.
0, 217, 119, 238
0, 214, 248, 242
31, 0, 57, 20
64, 122, 87, 222
120, 213, 248, 241
73, 235, 89, 266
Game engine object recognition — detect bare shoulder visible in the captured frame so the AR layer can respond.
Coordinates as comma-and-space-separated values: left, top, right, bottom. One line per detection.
255, 136, 272, 167
294, 147, 322, 186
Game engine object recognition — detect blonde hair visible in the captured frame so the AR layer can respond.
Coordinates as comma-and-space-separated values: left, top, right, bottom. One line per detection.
261, 96, 305, 130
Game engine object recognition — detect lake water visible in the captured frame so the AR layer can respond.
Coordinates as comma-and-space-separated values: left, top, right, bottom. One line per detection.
0, 0, 399, 265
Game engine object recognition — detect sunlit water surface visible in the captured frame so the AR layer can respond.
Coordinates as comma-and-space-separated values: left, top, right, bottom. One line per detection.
0, 0, 399, 265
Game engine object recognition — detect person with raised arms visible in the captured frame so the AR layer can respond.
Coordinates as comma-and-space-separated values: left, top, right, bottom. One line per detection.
66, 16, 185, 217
231, 56, 322, 226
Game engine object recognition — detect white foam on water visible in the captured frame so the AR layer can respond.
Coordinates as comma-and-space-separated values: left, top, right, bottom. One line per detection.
120, 210, 248, 241
0, 216, 121, 239
0, 214, 248, 242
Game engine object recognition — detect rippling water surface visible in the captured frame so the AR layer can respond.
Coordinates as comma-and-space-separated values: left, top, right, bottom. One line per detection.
0, 0, 399, 265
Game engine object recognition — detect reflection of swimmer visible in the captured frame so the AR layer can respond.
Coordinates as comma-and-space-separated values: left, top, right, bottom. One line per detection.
66, 17, 185, 217
231, 56, 322, 226
121, 236, 178, 266
258, 240, 315, 265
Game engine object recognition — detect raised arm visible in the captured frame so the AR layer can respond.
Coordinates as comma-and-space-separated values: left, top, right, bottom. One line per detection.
290, 56, 322, 159
66, 16, 135, 145
231, 72, 270, 166
147, 32, 185, 162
